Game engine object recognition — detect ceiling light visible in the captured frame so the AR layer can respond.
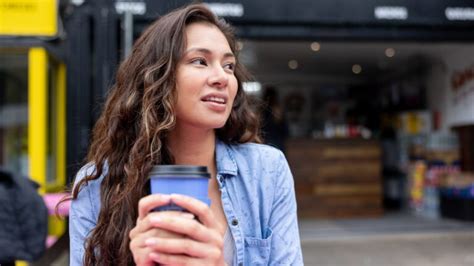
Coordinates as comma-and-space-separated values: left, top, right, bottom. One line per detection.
385, 48, 395, 58
310, 42, 320, 52
288, 60, 298, 70
352, 64, 362, 74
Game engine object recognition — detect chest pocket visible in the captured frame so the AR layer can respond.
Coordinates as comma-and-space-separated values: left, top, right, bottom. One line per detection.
244, 227, 273, 265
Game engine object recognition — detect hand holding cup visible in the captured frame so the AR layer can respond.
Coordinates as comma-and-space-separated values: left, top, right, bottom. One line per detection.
130, 165, 224, 265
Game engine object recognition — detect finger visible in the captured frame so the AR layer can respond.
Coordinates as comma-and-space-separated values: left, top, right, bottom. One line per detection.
145, 237, 221, 259
130, 230, 165, 266
131, 226, 186, 250
138, 194, 172, 219
148, 214, 222, 245
130, 211, 194, 239
131, 246, 155, 265
170, 194, 217, 228
149, 252, 212, 266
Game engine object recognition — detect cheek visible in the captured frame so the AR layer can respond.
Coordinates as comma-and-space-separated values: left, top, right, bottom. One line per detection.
228, 78, 239, 106
175, 86, 193, 118
175, 78, 199, 106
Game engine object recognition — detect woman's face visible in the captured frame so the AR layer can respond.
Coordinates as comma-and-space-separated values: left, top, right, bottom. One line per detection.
174, 22, 238, 131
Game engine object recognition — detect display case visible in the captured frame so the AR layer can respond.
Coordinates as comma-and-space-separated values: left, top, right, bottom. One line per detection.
287, 138, 383, 218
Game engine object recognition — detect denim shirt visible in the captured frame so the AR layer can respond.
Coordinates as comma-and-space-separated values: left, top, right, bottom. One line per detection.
69, 140, 303, 265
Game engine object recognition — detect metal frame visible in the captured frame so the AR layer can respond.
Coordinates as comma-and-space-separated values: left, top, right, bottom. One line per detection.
136, 0, 474, 41
64, 6, 93, 182
63, 0, 120, 182
28, 48, 49, 193
26, 47, 67, 192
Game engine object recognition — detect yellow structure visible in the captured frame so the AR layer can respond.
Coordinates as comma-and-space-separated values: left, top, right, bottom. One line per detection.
0, 47, 66, 265
1, 1, 63, 264
28, 48, 49, 193
0, 0, 58, 36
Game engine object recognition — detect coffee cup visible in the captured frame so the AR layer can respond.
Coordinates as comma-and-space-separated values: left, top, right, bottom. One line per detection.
149, 165, 211, 211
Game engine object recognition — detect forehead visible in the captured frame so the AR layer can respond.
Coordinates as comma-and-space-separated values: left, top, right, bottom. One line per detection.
184, 22, 231, 51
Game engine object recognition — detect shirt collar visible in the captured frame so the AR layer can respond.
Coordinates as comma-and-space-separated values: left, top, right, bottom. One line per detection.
215, 139, 238, 177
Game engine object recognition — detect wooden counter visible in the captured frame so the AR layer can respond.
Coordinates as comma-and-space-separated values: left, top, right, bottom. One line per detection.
286, 138, 383, 218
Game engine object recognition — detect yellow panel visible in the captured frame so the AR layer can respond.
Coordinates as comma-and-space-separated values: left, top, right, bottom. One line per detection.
56, 63, 66, 187
28, 47, 48, 194
0, 0, 57, 36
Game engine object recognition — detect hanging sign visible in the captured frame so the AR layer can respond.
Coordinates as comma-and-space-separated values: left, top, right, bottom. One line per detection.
0, 0, 57, 36
115, 1, 146, 15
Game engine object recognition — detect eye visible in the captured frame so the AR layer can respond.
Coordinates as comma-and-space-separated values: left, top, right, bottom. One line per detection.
190, 58, 207, 66
223, 62, 235, 72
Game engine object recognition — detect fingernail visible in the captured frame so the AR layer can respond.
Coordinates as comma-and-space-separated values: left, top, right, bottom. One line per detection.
145, 238, 156, 246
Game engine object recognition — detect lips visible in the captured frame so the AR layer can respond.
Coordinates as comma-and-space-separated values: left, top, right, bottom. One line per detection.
200, 93, 228, 104
200, 93, 228, 112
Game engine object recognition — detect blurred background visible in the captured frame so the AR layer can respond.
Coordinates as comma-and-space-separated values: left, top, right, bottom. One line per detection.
1, 0, 473, 265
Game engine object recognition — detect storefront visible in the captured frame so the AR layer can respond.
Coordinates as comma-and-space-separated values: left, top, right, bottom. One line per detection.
119, 0, 474, 220
49, 0, 474, 221
4, 0, 473, 221
2, 1, 473, 264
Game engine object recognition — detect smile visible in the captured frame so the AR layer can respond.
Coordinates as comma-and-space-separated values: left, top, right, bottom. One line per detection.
201, 95, 227, 104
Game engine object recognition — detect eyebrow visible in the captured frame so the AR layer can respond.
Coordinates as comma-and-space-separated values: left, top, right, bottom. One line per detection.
185, 48, 235, 59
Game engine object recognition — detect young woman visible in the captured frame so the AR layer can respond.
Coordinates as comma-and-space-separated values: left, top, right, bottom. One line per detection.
69, 4, 303, 265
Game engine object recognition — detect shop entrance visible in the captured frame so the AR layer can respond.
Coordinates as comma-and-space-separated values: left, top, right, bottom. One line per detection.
240, 40, 474, 221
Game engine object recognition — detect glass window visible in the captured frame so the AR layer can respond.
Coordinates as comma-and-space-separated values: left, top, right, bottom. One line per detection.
0, 50, 29, 176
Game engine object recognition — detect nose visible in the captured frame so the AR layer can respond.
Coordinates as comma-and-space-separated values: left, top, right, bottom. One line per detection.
208, 64, 229, 89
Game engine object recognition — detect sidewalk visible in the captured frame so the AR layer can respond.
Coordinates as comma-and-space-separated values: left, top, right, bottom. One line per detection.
300, 212, 474, 265
43, 212, 474, 265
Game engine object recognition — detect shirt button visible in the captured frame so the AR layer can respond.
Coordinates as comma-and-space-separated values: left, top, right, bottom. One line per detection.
231, 218, 239, 226
219, 176, 224, 183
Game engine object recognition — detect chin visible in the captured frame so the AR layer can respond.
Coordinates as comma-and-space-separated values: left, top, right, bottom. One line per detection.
189, 119, 227, 130
205, 114, 230, 129
210, 121, 228, 129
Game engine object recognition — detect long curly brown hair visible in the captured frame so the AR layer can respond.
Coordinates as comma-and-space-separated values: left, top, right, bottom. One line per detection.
70, 3, 261, 265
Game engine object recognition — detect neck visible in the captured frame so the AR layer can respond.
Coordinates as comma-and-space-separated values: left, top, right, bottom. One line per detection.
167, 125, 216, 174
